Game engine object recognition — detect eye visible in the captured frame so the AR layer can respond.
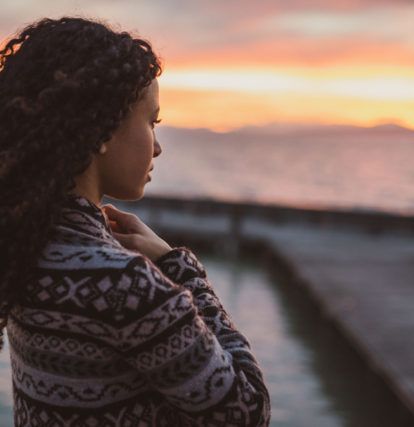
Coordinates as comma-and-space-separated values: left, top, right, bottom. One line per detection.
152, 118, 162, 128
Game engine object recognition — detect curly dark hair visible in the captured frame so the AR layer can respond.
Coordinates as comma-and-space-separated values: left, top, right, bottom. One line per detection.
0, 16, 163, 353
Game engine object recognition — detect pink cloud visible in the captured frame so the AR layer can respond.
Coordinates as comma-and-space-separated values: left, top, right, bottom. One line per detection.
0, 0, 412, 70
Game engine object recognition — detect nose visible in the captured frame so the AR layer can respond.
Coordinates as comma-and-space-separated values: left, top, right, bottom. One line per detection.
153, 139, 162, 157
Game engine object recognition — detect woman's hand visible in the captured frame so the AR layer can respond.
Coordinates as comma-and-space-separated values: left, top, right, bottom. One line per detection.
101, 203, 172, 262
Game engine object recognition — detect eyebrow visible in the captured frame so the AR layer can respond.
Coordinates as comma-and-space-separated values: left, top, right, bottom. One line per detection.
153, 107, 160, 115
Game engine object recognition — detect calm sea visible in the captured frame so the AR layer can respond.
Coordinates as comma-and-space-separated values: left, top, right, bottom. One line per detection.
149, 124, 414, 215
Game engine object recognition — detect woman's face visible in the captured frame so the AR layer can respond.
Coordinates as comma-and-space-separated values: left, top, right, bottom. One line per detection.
99, 78, 162, 200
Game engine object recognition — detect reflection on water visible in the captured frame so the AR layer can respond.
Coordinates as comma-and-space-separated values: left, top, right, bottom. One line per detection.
199, 251, 342, 426
0, 249, 408, 426
199, 248, 407, 427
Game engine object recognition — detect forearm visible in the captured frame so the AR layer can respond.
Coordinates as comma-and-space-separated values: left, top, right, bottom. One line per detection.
154, 246, 271, 424
155, 246, 253, 347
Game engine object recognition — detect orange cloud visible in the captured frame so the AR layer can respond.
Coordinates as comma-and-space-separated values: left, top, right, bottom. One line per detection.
162, 34, 414, 69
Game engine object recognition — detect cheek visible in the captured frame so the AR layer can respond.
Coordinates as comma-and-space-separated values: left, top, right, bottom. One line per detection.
109, 129, 153, 174
130, 133, 154, 172
140, 132, 155, 160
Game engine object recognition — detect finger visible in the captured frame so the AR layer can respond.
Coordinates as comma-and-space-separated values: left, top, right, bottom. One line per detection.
102, 204, 132, 224
112, 231, 129, 242
101, 204, 119, 218
103, 207, 142, 234
102, 204, 133, 218
108, 220, 122, 233
102, 203, 116, 210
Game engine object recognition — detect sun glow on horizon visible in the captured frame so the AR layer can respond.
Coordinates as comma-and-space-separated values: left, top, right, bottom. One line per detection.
159, 67, 414, 131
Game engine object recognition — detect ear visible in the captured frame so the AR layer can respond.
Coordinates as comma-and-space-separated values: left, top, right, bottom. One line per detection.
99, 144, 107, 154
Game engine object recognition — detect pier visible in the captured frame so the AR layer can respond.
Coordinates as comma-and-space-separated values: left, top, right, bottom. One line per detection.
110, 194, 414, 423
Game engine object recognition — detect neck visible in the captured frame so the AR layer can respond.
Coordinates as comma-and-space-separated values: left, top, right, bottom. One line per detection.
69, 174, 103, 207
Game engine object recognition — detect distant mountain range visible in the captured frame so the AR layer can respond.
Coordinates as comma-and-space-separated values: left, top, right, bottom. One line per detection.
157, 122, 414, 143
230, 122, 414, 137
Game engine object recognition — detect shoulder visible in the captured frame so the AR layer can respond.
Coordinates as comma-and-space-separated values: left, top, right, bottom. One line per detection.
37, 232, 143, 271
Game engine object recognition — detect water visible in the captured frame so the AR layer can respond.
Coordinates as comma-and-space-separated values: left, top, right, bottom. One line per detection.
150, 125, 414, 215
0, 250, 403, 426
200, 253, 341, 426
199, 249, 402, 426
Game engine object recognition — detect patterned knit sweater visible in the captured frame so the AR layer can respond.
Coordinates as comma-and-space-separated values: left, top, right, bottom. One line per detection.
6, 194, 271, 426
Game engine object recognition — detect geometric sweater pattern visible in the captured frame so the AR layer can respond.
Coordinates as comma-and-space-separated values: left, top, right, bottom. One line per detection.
6, 194, 271, 426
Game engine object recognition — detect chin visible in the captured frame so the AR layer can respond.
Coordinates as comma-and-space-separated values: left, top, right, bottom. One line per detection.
124, 189, 144, 201
133, 186, 146, 200
107, 187, 145, 202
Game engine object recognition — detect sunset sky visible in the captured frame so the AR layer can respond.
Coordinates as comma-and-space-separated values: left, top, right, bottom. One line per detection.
1, 0, 413, 131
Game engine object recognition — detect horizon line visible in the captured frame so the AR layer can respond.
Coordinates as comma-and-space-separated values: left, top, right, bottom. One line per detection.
157, 120, 414, 134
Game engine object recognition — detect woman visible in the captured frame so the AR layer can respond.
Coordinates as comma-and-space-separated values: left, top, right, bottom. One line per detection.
0, 16, 271, 426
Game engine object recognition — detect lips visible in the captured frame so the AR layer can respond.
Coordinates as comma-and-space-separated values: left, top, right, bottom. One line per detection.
147, 166, 154, 181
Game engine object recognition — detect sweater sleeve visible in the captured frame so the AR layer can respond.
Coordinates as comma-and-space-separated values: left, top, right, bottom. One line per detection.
155, 246, 254, 349
113, 247, 271, 427
155, 247, 271, 423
